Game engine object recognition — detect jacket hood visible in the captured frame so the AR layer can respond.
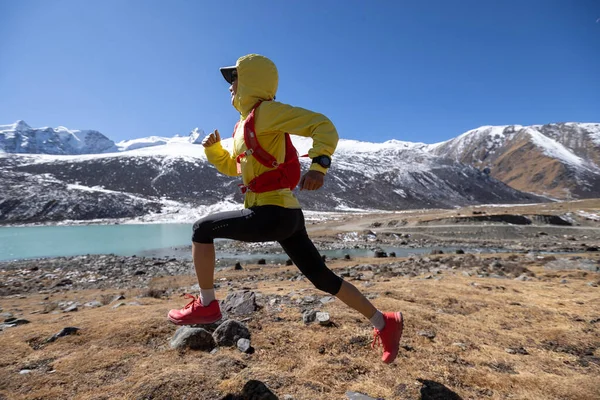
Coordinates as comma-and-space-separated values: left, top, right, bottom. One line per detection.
233, 54, 278, 117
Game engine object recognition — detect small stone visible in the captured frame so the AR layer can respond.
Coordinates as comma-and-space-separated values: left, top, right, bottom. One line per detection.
456, 249, 465, 254
134, 270, 146, 276
234, 262, 243, 270
238, 380, 278, 400
63, 304, 78, 313
112, 302, 126, 309
360, 271, 375, 281
346, 391, 379, 400
285, 259, 294, 266
452, 342, 467, 350
212, 320, 251, 346
302, 295, 316, 304
46, 327, 80, 343
84, 301, 103, 308
170, 327, 215, 351
505, 347, 528, 355
5, 318, 30, 327
344, 254, 351, 260
257, 259, 266, 265
222, 291, 257, 316
303, 310, 317, 324
237, 338, 254, 354
111, 295, 126, 303
319, 296, 335, 304
316, 312, 332, 326
19, 369, 32, 375
374, 249, 387, 258
418, 330, 436, 339
587, 282, 598, 288
388, 252, 396, 257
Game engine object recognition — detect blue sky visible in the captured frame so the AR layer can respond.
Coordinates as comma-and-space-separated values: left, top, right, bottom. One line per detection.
1, 0, 599, 144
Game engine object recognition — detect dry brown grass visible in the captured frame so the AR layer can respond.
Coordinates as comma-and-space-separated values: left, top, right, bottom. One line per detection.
1, 257, 599, 400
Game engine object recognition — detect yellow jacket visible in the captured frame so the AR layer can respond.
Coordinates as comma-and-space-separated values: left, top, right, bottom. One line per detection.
205, 54, 339, 209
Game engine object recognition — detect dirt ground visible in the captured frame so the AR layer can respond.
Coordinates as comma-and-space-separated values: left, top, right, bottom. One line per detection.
1, 200, 599, 400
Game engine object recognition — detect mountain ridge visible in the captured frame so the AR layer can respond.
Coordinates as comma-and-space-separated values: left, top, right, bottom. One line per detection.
1, 120, 598, 224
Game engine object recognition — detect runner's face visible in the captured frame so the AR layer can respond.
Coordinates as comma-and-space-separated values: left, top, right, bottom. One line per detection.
229, 71, 238, 105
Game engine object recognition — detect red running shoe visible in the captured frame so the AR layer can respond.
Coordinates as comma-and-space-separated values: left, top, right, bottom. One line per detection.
372, 312, 404, 363
168, 294, 222, 325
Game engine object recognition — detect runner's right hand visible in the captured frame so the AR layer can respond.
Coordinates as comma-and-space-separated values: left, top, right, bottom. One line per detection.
202, 130, 221, 148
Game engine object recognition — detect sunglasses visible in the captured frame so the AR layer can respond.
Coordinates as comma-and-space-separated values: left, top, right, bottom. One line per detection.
231, 71, 238, 83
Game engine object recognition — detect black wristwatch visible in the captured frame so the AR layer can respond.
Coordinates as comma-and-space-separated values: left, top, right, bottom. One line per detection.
312, 155, 331, 168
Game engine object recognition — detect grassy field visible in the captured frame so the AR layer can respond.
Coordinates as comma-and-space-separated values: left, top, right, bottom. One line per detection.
1, 254, 599, 400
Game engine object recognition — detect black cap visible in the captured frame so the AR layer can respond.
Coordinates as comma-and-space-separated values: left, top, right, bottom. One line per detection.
220, 66, 237, 84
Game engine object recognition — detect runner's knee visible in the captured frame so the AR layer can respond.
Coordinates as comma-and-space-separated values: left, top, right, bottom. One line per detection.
192, 217, 214, 244
306, 269, 343, 295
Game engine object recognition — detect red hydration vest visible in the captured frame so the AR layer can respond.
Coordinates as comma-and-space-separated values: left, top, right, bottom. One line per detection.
234, 101, 304, 194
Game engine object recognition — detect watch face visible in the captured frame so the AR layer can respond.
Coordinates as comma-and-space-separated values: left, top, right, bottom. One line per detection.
320, 157, 331, 167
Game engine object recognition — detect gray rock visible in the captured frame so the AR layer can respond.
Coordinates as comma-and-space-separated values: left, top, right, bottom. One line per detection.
303, 310, 318, 324
316, 312, 332, 326
5, 318, 30, 326
505, 346, 528, 355
346, 391, 381, 400
236, 380, 278, 400
360, 271, 375, 281
63, 304, 78, 313
418, 330, 436, 339
46, 327, 80, 343
112, 302, 126, 309
170, 327, 215, 351
545, 259, 599, 272
111, 295, 126, 303
19, 369, 32, 375
319, 296, 335, 304
84, 301, 103, 308
452, 342, 467, 350
212, 320, 250, 346
222, 291, 257, 316
237, 338, 253, 354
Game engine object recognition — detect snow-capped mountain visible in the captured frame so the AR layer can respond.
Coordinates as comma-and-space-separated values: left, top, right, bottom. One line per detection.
2, 120, 598, 224
429, 123, 600, 199
0, 125, 543, 223
0, 121, 118, 155
0, 121, 206, 155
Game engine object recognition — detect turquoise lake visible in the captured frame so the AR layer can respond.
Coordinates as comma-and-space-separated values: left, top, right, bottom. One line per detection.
0, 223, 466, 263
0, 224, 193, 262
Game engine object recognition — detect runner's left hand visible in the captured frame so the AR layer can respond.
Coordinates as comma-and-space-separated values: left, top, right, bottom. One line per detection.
299, 170, 325, 191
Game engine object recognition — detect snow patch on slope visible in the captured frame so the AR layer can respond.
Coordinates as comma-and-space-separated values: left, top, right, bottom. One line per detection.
524, 127, 586, 168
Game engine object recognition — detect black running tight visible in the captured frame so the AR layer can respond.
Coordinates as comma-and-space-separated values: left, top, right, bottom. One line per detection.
192, 205, 343, 295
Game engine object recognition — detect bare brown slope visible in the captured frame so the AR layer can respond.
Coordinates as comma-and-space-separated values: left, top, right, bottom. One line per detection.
492, 138, 576, 199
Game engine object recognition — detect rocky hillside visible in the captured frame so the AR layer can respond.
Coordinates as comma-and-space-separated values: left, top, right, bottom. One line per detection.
429, 123, 600, 199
